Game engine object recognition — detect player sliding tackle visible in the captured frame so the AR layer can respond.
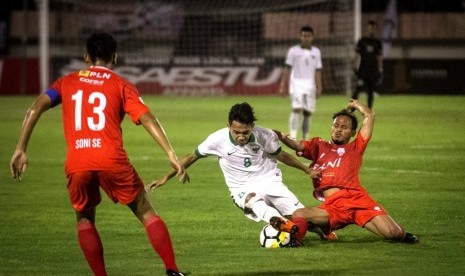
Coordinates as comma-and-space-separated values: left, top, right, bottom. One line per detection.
147, 102, 335, 246
274, 99, 418, 243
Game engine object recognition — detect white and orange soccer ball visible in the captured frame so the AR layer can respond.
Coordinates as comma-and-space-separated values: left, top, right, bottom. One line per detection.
259, 224, 290, 248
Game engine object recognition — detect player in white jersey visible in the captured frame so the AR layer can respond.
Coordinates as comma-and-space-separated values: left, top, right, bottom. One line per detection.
147, 103, 321, 246
279, 26, 323, 140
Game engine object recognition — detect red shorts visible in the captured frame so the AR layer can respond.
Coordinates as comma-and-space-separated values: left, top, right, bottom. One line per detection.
319, 189, 388, 231
67, 166, 144, 212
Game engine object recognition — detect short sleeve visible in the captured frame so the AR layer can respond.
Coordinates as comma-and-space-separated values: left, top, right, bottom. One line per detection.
263, 128, 281, 155
46, 77, 64, 107
300, 138, 320, 161
285, 47, 294, 67
196, 131, 221, 157
122, 81, 150, 124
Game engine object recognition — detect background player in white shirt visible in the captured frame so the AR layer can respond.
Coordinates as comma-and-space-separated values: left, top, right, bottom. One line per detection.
147, 103, 320, 246
279, 26, 323, 140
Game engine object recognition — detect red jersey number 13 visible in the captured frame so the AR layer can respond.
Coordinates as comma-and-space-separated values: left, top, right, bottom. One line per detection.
71, 90, 107, 131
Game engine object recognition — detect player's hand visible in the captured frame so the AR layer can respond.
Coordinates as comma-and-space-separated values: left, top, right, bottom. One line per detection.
168, 155, 189, 183
308, 169, 321, 180
346, 99, 360, 112
10, 150, 28, 181
172, 162, 189, 184
146, 176, 169, 192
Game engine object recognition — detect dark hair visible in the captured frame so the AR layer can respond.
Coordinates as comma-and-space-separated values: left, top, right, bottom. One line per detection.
228, 102, 257, 125
368, 20, 378, 27
86, 33, 117, 64
300, 25, 314, 34
332, 109, 358, 131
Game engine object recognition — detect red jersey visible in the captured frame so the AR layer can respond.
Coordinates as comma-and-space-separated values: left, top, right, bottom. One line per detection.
47, 66, 150, 175
299, 132, 371, 201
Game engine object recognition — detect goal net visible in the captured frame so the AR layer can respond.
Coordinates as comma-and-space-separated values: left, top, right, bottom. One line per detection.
48, 0, 354, 96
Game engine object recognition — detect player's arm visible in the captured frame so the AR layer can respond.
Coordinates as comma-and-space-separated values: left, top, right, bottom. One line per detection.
276, 150, 320, 179
347, 99, 374, 139
139, 112, 188, 183
273, 130, 304, 152
278, 65, 291, 96
146, 152, 199, 192
10, 93, 52, 181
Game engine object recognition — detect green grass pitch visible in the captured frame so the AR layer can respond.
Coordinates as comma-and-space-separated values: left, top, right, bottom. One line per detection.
1, 95, 464, 275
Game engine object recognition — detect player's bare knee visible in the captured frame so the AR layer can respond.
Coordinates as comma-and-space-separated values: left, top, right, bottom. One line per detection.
128, 190, 156, 222
292, 208, 306, 219
292, 207, 317, 220
385, 225, 405, 240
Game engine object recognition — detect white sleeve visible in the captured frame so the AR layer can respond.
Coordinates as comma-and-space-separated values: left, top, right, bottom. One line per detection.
285, 47, 294, 67
259, 127, 281, 155
196, 132, 221, 157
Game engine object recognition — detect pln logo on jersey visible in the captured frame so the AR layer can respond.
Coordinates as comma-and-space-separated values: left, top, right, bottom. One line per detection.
252, 147, 260, 154
79, 70, 91, 77
336, 148, 345, 157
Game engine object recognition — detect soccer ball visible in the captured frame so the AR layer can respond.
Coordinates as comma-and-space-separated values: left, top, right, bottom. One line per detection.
259, 224, 290, 248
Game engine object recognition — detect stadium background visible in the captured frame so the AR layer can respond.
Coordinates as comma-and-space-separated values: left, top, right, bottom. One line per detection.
0, 0, 464, 96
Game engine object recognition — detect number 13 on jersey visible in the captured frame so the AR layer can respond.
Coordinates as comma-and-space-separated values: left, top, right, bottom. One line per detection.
72, 90, 107, 131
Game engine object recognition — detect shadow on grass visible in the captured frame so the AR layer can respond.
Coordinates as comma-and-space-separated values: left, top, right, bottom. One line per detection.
218, 270, 345, 276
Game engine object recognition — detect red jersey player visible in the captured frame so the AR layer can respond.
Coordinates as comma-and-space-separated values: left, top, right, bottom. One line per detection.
10, 33, 189, 276
275, 99, 418, 243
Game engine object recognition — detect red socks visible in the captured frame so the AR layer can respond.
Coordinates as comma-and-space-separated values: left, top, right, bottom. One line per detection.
77, 222, 107, 276
144, 215, 178, 272
77, 216, 178, 275
292, 217, 308, 241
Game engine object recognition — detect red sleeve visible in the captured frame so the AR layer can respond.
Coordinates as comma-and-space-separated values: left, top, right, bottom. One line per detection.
299, 138, 320, 161
121, 80, 150, 125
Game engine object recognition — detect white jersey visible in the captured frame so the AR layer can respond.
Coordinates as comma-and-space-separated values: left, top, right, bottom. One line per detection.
195, 126, 282, 192
285, 45, 322, 82
195, 125, 304, 221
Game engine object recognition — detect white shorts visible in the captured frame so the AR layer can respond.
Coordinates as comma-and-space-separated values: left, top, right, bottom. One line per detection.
290, 79, 316, 112
230, 179, 304, 222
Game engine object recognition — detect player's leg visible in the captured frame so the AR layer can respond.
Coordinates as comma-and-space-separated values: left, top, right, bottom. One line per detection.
364, 214, 418, 242
99, 168, 185, 275
289, 91, 303, 139
366, 76, 375, 109
266, 188, 308, 242
352, 77, 363, 100
244, 193, 283, 223
302, 89, 316, 140
76, 208, 107, 276
289, 108, 301, 139
128, 189, 182, 274
302, 110, 312, 140
68, 171, 107, 276
292, 206, 338, 240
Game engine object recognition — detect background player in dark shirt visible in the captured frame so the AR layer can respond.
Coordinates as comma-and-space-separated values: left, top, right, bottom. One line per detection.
352, 20, 383, 109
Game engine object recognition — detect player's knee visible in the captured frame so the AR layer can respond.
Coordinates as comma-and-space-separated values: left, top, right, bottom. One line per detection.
244, 193, 262, 209
385, 225, 405, 240
292, 207, 314, 220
